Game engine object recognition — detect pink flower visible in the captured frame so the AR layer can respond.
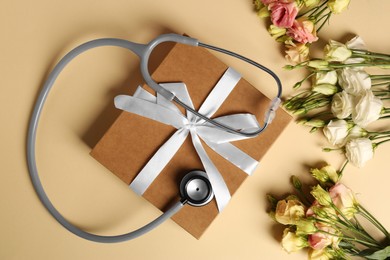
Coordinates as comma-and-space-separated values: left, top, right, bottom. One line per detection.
309, 232, 331, 250
309, 224, 339, 250
270, 2, 299, 28
329, 183, 357, 219
287, 19, 318, 44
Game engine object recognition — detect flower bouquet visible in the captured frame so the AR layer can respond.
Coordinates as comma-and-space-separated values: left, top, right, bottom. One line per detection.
268, 164, 390, 259
283, 36, 390, 168
253, 0, 351, 63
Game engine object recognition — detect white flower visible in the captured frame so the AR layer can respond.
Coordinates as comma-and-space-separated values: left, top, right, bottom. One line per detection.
345, 36, 367, 50
323, 120, 350, 146
344, 36, 366, 64
345, 138, 374, 168
324, 40, 352, 62
338, 68, 371, 95
331, 91, 353, 119
352, 90, 383, 127
314, 71, 338, 85
281, 228, 308, 253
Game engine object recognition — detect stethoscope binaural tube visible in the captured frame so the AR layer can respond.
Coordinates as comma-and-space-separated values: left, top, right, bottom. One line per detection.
27, 34, 282, 243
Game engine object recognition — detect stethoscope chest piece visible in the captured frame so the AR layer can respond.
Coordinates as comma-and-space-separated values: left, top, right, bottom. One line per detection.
180, 170, 214, 207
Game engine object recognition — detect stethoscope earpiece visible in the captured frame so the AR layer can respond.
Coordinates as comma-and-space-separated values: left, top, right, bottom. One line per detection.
180, 170, 214, 207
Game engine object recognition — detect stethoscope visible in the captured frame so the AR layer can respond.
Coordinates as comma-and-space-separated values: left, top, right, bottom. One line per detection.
27, 34, 282, 243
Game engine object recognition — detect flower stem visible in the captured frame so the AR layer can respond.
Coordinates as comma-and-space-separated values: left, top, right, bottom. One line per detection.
316, 12, 332, 32
358, 204, 390, 240
374, 138, 390, 147
352, 50, 390, 60
319, 229, 381, 248
338, 159, 349, 178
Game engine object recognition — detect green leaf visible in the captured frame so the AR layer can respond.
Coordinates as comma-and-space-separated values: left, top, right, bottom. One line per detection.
363, 246, 390, 260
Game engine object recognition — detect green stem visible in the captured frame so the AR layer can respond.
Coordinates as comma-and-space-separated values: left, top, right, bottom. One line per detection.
293, 72, 315, 89
370, 75, 390, 80
353, 49, 390, 60
375, 138, 390, 147
319, 229, 381, 248
358, 204, 390, 240
316, 216, 382, 248
352, 53, 390, 61
328, 62, 390, 69
338, 160, 349, 178
316, 12, 332, 33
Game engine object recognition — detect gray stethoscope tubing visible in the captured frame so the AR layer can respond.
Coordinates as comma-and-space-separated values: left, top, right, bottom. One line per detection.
27, 34, 281, 243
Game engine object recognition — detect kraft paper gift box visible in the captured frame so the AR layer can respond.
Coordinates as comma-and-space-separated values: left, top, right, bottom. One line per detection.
91, 42, 292, 239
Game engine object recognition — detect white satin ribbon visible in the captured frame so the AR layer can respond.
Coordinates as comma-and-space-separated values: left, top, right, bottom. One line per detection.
114, 67, 260, 212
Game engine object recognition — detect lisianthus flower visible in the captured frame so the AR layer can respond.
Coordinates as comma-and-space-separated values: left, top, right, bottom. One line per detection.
275, 196, 306, 225
287, 18, 318, 44
308, 223, 340, 250
282, 228, 309, 253
324, 40, 352, 62
269, 1, 299, 28
352, 90, 383, 127
345, 138, 374, 168
327, 0, 351, 14
308, 248, 333, 260
338, 68, 371, 95
329, 183, 358, 219
331, 91, 353, 119
285, 43, 310, 63
323, 120, 350, 147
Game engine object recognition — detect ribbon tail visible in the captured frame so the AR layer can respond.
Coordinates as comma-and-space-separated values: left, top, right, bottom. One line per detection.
203, 140, 259, 175
190, 130, 230, 212
130, 128, 189, 195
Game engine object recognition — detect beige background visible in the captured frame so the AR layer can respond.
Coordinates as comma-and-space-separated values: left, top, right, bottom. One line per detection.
1, 1, 389, 259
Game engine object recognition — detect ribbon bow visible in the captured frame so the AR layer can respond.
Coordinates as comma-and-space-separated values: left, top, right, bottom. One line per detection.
114, 68, 260, 212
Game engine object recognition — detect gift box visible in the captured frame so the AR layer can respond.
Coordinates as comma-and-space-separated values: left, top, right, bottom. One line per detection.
91, 41, 292, 239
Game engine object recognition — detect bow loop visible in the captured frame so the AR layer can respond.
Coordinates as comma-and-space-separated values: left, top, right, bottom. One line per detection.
115, 67, 260, 212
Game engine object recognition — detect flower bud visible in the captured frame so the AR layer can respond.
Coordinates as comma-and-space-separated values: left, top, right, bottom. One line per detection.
268, 25, 287, 40
327, 0, 351, 14
314, 71, 338, 85
312, 84, 339, 96
308, 60, 329, 70
304, 119, 326, 128
303, 0, 320, 7
291, 175, 302, 190
311, 185, 332, 206
324, 40, 352, 62
311, 165, 339, 184
296, 219, 318, 235
257, 6, 270, 18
